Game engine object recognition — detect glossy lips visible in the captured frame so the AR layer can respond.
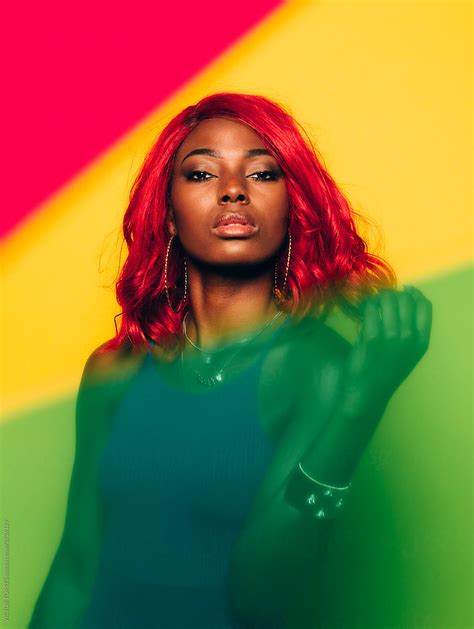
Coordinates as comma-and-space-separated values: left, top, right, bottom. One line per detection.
212, 212, 258, 238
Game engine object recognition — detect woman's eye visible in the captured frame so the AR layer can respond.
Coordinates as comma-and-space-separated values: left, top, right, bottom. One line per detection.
185, 169, 281, 182
249, 170, 280, 181
186, 170, 214, 182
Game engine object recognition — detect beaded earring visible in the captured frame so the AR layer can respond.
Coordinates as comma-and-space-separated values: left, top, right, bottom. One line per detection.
164, 234, 188, 312
273, 229, 292, 303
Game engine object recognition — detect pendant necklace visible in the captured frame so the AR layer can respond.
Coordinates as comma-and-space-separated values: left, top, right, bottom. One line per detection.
181, 310, 284, 387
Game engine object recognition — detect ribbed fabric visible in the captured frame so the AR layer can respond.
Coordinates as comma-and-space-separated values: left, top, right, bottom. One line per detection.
81, 318, 292, 629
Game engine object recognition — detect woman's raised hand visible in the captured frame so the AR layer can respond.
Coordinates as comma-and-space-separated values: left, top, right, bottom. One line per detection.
337, 285, 433, 422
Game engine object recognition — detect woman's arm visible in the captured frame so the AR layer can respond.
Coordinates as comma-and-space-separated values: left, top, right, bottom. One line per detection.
28, 345, 131, 628
299, 285, 432, 485
228, 286, 432, 624
228, 327, 352, 626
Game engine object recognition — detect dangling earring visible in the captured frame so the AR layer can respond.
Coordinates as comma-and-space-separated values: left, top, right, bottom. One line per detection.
164, 234, 188, 312
273, 230, 292, 302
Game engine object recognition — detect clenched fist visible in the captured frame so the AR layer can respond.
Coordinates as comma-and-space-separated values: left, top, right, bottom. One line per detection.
337, 285, 433, 421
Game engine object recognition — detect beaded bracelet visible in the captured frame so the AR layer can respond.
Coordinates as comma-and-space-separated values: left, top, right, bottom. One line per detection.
283, 461, 351, 519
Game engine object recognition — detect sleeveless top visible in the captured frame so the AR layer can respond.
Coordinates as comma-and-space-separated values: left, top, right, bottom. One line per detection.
80, 317, 293, 629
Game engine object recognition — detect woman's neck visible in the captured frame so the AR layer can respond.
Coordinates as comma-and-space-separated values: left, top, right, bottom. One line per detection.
184, 265, 281, 352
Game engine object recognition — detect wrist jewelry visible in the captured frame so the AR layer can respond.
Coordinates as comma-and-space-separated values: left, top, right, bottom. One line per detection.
283, 461, 351, 519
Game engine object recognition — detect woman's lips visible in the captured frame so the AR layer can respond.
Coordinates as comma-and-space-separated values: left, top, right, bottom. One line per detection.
212, 223, 258, 237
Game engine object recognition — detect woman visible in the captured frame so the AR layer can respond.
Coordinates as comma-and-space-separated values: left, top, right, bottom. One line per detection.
29, 92, 432, 628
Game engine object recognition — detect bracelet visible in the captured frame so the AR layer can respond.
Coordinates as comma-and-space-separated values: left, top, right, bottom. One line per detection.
283, 461, 351, 519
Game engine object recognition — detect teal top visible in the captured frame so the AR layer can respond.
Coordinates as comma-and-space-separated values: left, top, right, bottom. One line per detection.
81, 317, 293, 628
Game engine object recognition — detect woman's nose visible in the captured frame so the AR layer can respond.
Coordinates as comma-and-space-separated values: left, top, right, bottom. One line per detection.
218, 176, 249, 205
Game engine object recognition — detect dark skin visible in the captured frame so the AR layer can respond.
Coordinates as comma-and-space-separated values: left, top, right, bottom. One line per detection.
28, 117, 432, 627
167, 116, 289, 348
156, 115, 306, 442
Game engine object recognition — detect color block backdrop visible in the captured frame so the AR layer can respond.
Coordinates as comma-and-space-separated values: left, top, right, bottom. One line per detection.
1, 1, 472, 627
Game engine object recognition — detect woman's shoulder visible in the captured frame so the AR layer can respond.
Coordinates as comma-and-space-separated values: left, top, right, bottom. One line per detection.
267, 313, 352, 403
280, 314, 353, 403
286, 313, 352, 363
80, 336, 148, 390
76, 338, 152, 428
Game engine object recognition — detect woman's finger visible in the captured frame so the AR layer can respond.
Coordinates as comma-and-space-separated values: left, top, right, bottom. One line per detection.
402, 285, 433, 355
361, 297, 383, 345
378, 289, 400, 341
398, 287, 417, 342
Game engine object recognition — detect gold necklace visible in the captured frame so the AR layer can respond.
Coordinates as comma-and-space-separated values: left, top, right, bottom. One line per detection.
181, 310, 283, 387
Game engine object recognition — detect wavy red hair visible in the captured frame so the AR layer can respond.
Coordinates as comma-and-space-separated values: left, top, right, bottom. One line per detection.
100, 92, 397, 354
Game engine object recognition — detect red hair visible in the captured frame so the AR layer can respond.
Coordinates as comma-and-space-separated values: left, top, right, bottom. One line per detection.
100, 92, 396, 354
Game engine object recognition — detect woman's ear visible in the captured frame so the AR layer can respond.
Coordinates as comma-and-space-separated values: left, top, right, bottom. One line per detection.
166, 181, 177, 235
166, 211, 177, 236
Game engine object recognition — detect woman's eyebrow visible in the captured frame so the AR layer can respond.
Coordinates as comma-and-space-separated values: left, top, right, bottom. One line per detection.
181, 148, 272, 164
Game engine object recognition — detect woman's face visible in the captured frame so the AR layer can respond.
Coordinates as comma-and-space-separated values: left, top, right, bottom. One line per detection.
168, 117, 289, 268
